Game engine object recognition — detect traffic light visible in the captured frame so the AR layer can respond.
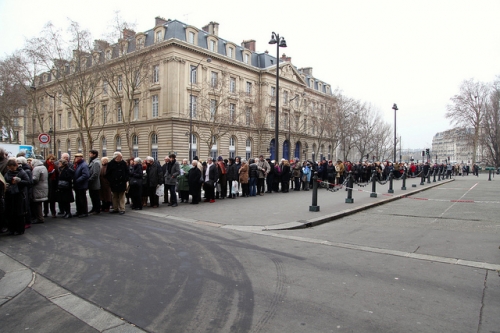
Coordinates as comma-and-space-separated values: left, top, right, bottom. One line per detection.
426, 148, 430, 155
421, 150, 425, 157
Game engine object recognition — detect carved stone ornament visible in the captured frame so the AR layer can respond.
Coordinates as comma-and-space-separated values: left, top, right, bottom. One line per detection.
164, 56, 186, 63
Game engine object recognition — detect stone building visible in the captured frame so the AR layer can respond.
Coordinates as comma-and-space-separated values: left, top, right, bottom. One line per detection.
432, 128, 475, 164
31, 17, 336, 162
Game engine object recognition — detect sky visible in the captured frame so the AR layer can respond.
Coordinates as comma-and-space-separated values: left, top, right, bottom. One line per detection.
1, 0, 499, 150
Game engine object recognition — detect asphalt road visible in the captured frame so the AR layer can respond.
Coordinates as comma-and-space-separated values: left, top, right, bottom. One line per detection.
0, 175, 499, 332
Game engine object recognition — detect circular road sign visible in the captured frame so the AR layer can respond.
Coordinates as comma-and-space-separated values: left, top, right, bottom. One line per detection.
38, 133, 51, 144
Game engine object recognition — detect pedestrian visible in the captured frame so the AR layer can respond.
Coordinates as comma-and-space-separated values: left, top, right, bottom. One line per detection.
99, 157, 112, 212
239, 159, 249, 197
73, 153, 90, 218
129, 157, 144, 210
302, 162, 311, 190
56, 159, 75, 219
105, 152, 129, 214
178, 158, 191, 203
164, 154, 180, 207
216, 156, 227, 199
187, 160, 202, 204
4, 158, 30, 234
145, 156, 164, 207
30, 159, 49, 224
88, 150, 101, 215
226, 157, 238, 199
281, 159, 291, 192
43, 154, 58, 218
248, 158, 258, 197
203, 157, 218, 203
256, 155, 270, 195
161, 156, 170, 204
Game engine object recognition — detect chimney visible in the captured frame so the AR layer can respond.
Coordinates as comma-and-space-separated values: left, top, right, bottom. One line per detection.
123, 28, 136, 39
93, 39, 109, 51
241, 39, 256, 52
280, 53, 291, 63
299, 67, 313, 76
202, 21, 219, 36
155, 16, 167, 27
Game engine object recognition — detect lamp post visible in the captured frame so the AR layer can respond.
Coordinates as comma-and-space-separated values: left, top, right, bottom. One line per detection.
392, 103, 398, 163
45, 92, 57, 155
189, 57, 211, 162
269, 32, 287, 161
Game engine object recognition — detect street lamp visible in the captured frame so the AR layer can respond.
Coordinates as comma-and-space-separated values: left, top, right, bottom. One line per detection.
288, 92, 304, 159
392, 103, 398, 163
45, 92, 57, 155
269, 32, 287, 161
189, 57, 211, 162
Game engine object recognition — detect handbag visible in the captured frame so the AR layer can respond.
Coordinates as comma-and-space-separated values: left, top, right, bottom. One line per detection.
57, 179, 71, 189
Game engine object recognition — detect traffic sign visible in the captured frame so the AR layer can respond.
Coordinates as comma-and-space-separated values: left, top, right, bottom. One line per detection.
38, 133, 51, 144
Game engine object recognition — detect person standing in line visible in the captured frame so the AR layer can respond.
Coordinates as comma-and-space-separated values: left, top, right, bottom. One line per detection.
239, 159, 249, 197
256, 155, 270, 195
292, 158, 301, 191
99, 157, 112, 212
4, 159, 31, 234
88, 150, 101, 215
215, 156, 227, 199
164, 154, 180, 207
203, 157, 218, 203
105, 152, 129, 215
31, 159, 49, 224
178, 158, 191, 203
226, 158, 238, 199
281, 159, 291, 193
43, 154, 58, 218
145, 156, 164, 208
161, 156, 170, 204
129, 157, 144, 210
56, 159, 75, 219
234, 156, 242, 196
248, 158, 258, 197
187, 160, 202, 204
73, 153, 90, 218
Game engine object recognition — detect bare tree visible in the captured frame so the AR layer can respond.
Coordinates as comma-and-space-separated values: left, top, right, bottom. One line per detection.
480, 77, 500, 167
26, 20, 105, 153
446, 78, 490, 164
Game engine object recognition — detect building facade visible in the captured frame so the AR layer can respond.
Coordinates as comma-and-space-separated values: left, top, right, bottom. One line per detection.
31, 17, 337, 162
432, 128, 475, 164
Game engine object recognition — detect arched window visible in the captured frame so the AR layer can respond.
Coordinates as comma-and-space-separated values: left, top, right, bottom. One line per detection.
151, 133, 158, 160
77, 137, 82, 153
246, 138, 252, 160
66, 139, 71, 157
101, 137, 107, 157
295, 142, 301, 160
229, 136, 236, 159
283, 140, 290, 160
211, 136, 218, 160
132, 134, 139, 158
116, 136, 122, 152
190, 134, 198, 162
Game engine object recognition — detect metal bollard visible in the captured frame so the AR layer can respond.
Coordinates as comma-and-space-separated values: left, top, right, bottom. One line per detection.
309, 172, 320, 211
427, 171, 431, 183
345, 171, 354, 203
488, 169, 492, 181
388, 173, 394, 193
420, 172, 425, 185
370, 169, 377, 197
401, 169, 407, 190
433, 169, 436, 182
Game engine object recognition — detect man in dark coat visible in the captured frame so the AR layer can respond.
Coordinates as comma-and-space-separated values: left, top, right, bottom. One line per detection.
146, 156, 164, 207
105, 152, 129, 214
188, 160, 202, 204
203, 157, 218, 203
88, 150, 101, 215
73, 153, 90, 218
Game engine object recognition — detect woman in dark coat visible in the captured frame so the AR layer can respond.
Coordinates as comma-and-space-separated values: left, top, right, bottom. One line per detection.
43, 154, 59, 217
56, 159, 75, 218
280, 159, 291, 193
187, 160, 202, 204
4, 159, 31, 235
99, 157, 112, 212
129, 157, 144, 210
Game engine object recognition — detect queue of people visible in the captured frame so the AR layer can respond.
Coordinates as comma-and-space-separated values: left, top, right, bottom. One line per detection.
1, 145, 485, 237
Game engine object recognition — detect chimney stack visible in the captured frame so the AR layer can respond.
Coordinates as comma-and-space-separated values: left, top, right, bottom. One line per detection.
123, 28, 136, 39
155, 16, 168, 27
202, 21, 219, 36
241, 39, 256, 52
280, 53, 291, 63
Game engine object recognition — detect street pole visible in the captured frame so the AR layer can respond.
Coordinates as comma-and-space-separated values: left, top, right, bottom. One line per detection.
269, 32, 287, 161
392, 104, 398, 163
45, 92, 56, 156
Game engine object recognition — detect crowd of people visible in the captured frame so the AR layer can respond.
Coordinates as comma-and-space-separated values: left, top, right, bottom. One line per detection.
0, 146, 483, 236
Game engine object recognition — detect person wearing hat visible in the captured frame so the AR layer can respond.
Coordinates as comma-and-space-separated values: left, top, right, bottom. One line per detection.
265, 158, 274, 193
215, 156, 227, 199
73, 153, 90, 218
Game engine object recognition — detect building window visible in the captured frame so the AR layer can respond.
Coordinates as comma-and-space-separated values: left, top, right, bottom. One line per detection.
67, 139, 71, 156
271, 86, 275, 97
156, 30, 162, 43
67, 111, 72, 128
153, 65, 159, 83
246, 138, 252, 160
152, 95, 159, 118
190, 95, 197, 118
151, 133, 158, 161
303, 117, 307, 133
229, 103, 236, 123
229, 136, 236, 158
228, 47, 233, 58
246, 82, 252, 95
210, 99, 217, 120
133, 99, 139, 120
116, 136, 122, 152
103, 81, 108, 95
244, 53, 249, 64
209, 40, 216, 52
118, 75, 122, 91
190, 134, 197, 162
58, 93, 62, 106
77, 137, 82, 153
188, 31, 195, 44
132, 134, 139, 158
283, 91, 288, 105
245, 107, 251, 126
211, 71, 218, 88
283, 113, 289, 130
117, 105, 123, 122
105, 50, 111, 60
101, 137, 107, 157
269, 111, 275, 128
102, 105, 108, 125
190, 65, 198, 84
211, 136, 218, 160
229, 77, 236, 93
58, 114, 62, 130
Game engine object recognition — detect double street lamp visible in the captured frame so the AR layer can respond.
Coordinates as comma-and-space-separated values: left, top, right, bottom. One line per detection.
269, 32, 287, 161
189, 57, 211, 161
392, 103, 398, 163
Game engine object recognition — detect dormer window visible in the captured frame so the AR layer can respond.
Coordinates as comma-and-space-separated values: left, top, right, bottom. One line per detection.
105, 50, 111, 60
156, 30, 162, 43
228, 47, 233, 58
189, 31, 195, 43
209, 40, 216, 52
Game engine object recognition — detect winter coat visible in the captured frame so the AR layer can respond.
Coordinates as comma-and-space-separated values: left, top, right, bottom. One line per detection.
187, 166, 202, 196
256, 159, 270, 178
56, 166, 75, 203
292, 162, 301, 178
177, 164, 191, 191
105, 158, 130, 192
239, 163, 249, 184
31, 159, 49, 202
88, 157, 101, 190
164, 160, 180, 186
99, 163, 112, 202
73, 159, 90, 190
226, 163, 238, 182
147, 160, 164, 187
5, 167, 30, 217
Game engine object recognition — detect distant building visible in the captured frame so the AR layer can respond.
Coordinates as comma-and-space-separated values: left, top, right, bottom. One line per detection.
432, 128, 474, 164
